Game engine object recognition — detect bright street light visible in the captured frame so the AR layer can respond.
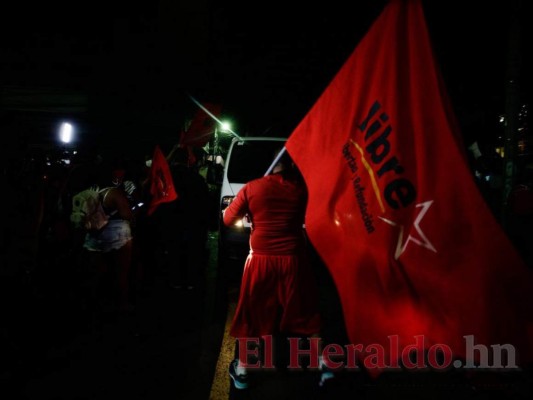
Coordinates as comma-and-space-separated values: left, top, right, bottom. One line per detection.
59, 122, 74, 144
219, 121, 232, 133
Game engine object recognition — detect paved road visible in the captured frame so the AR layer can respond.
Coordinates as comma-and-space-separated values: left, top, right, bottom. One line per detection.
4, 232, 532, 400
5, 232, 224, 400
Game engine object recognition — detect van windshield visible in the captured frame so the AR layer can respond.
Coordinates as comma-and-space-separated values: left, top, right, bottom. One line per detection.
227, 140, 286, 183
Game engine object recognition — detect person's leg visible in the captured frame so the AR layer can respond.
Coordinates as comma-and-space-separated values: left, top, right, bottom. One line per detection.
128, 235, 143, 302
280, 253, 335, 385
114, 240, 133, 311
229, 254, 281, 389
312, 333, 336, 386
87, 251, 107, 311
230, 337, 257, 390
81, 250, 107, 328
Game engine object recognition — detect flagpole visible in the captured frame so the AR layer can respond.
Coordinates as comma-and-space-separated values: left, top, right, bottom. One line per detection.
188, 94, 244, 141
264, 146, 287, 176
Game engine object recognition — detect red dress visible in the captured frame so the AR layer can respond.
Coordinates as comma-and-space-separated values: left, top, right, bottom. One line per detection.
223, 173, 321, 338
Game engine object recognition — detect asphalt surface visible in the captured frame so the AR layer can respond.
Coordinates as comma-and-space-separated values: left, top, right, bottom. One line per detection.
4, 232, 532, 400
4, 231, 226, 400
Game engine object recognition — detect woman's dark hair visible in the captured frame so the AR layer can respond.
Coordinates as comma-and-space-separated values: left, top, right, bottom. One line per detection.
271, 147, 293, 167
272, 148, 303, 181
276, 149, 293, 169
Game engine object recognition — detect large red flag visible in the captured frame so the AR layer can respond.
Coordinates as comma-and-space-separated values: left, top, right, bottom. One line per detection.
179, 103, 222, 147
286, 0, 533, 372
147, 145, 178, 216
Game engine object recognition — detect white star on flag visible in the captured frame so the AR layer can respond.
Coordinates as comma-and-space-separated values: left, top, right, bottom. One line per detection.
378, 200, 437, 260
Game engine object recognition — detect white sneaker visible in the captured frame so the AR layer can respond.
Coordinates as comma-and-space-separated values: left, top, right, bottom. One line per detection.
229, 359, 249, 389
319, 370, 335, 387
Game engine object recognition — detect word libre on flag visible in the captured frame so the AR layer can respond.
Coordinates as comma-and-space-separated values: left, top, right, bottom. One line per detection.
286, 0, 533, 373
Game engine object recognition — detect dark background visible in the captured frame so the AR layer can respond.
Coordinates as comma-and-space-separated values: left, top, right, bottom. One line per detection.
0, 0, 531, 158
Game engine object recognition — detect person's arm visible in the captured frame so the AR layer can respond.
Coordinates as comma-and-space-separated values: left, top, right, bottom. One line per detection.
222, 185, 249, 227
105, 188, 133, 221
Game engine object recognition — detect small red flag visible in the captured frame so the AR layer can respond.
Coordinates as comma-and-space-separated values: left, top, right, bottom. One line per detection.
180, 103, 222, 147
286, 0, 533, 373
147, 145, 178, 216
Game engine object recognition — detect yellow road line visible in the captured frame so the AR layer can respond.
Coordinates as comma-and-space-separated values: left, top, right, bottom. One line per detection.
209, 301, 236, 400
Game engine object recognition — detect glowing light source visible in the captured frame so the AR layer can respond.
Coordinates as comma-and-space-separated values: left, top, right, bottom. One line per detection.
219, 121, 232, 133
59, 122, 73, 143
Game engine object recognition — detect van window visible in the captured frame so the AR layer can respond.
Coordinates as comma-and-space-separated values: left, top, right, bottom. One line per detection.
227, 140, 286, 183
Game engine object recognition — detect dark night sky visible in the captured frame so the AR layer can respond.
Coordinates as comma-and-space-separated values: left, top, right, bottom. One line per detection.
0, 0, 530, 157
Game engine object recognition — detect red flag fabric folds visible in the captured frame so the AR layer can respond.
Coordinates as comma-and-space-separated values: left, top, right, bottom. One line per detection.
147, 145, 178, 216
286, 0, 533, 372
180, 103, 222, 147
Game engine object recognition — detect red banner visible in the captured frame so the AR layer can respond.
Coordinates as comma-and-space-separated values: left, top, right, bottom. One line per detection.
286, 0, 533, 372
180, 103, 222, 147
147, 145, 178, 216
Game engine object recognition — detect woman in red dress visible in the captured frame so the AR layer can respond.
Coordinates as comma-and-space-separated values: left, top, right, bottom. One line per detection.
223, 151, 322, 389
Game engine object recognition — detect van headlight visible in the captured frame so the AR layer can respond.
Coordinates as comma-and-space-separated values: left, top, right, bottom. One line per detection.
221, 196, 235, 212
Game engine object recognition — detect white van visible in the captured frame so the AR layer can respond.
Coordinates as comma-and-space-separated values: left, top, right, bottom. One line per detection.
218, 136, 287, 265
